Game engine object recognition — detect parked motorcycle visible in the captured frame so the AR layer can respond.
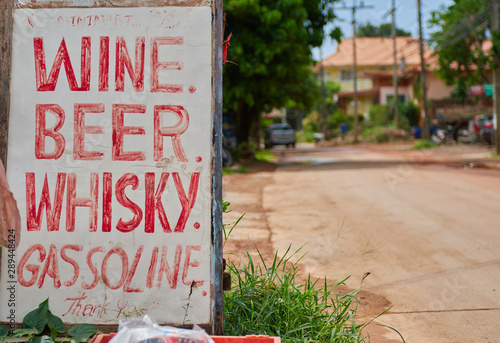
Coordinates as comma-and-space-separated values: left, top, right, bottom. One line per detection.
456, 128, 478, 144
431, 125, 455, 145
480, 120, 495, 146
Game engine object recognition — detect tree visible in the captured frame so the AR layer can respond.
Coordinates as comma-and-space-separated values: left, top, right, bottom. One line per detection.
356, 22, 411, 37
223, 0, 341, 144
428, 0, 494, 87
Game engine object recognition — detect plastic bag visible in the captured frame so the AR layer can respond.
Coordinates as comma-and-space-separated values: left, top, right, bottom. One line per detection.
109, 315, 215, 343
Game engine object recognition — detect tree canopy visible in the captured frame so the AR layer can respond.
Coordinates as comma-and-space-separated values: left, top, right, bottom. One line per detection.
223, 0, 341, 143
428, 0, 497, 89
356, 22, 411, 37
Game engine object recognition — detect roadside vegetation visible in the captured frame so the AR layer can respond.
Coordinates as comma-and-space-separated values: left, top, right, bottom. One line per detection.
412, 139, 438, 150
0, 299, 99, 343
223, 142, 276, 175
299, 101, 420, 145
223, 249, 401, 342
222, 205, 404, 342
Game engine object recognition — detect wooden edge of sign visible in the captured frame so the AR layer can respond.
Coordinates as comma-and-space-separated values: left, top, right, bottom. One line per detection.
0, 0, 223, 335
14, 0, 210, 8
0, 2, 13, 168
210, 0, 224, 336
0, 0, 15, 296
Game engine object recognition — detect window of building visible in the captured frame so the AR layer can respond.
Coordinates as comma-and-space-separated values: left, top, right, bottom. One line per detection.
340, 69, 354, 81
386, 94, 406, 103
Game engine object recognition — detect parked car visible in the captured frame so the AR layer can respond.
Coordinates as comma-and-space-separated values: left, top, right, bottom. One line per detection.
264, 123, 296, 149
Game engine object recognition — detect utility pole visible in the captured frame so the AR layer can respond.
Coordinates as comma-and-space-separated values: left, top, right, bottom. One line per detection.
319, 47, 328, 139
493, 0, 500, 154
417, 0, 430, 139
391, 0, 399, 128
352, 4, 359, 143
337, 0, 374, 143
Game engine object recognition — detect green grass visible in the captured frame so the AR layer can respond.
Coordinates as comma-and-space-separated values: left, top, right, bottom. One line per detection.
412, 139, 438, 150
254, 149, 276, 163
223, 247, 401, 342
223, 164, 249, 175
361, 126, 390, 143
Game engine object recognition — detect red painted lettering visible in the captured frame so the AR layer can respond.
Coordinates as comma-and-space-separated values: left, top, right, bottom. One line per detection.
112, 104, 146, 161
82, 304, 94, 317
60, 245, 83, 287
17, 244, 46, 287
173, 172, 199, 232
74, 103, 105, 160
82, 247, 105, 290
157, 245, 182, 289
33, 37, 90, 91
123, 245, 144, 293
146, 247, 158, 289
154, 105, 189, 162
102, 172, 112, 232
66, 173, 99, 232
99, 37, 109, 91
115, 37, 145, 91
145, 172, 170, 233
182, 245, 202, 286
37, 244, 61, 288
115, 173, 142, 232
151, 37, 183, 93
35, 104, 65, 159
26, 173, 66, 231
101, 247, 128, 290
62, 293, 87, 317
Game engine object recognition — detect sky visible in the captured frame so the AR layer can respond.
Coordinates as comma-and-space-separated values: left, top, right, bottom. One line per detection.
314, 0, 454, 61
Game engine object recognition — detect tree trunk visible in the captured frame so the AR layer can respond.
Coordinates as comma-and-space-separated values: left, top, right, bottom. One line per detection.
236, 104, 261, 145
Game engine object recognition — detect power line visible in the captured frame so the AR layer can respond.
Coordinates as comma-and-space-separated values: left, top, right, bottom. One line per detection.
336, 0, 374, 143
431, 3, 494, 50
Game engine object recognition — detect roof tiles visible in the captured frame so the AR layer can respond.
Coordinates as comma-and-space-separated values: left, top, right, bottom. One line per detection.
322, 36, 432, 67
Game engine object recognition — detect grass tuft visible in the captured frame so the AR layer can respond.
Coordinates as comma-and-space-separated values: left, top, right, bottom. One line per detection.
224, 247, 399, 342
412, 139, 438, 150
223, 164, 249, 175
254, 149, 276, 163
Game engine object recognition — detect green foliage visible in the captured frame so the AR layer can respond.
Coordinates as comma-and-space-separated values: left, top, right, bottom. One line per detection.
223, 164, 249, 176
0, 299, 99, 343
254, 149, 275, 163
318, 80, 342, 114
297, 130, 317, 143
413, 139, 438, 150
357, 22, 411, 37
301, 106, 349, 141
361, 126, 390, 143
223, 0, 341, 143
222, 201, 245, 249
67, 324, 100, 343
429, 0, 493, 87
398, 102, 419, 127
369, 104, 391, 126
224, 247, 397, 342
231, 140, 276, 164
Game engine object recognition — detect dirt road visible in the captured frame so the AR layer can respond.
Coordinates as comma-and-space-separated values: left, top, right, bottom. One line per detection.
223, 143, 500, 342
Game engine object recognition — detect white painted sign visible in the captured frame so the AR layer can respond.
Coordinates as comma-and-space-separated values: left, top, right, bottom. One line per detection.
1, 6, 213, 325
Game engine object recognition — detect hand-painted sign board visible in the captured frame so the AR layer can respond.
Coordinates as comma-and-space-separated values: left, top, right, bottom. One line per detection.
0, 0, 223, 333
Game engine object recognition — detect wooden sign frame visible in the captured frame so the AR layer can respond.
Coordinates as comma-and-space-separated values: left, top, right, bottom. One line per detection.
0, 0, 223, 334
